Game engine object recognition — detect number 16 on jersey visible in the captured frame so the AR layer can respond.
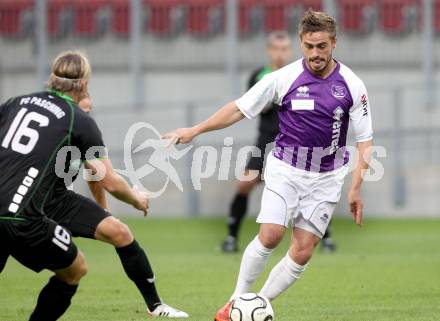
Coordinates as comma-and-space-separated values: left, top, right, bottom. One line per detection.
2, 107, 49, 155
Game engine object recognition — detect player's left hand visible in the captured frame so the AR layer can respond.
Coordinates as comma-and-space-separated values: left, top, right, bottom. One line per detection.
132, 185, 150, 217
348, 188, 363, 227
162, 127, 198, 145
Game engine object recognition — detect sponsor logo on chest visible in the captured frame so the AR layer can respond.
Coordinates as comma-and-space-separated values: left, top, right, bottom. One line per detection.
291, 86, 313, 110
330, 107, 344, 154
296, 86, 310, 98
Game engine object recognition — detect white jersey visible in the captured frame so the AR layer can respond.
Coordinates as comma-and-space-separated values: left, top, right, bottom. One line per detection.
236, 58, 373, 172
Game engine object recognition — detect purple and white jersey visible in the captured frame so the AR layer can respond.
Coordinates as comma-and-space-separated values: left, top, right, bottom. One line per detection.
236, 58, 373, 173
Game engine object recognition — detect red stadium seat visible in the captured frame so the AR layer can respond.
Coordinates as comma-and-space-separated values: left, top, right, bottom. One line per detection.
337, 0, 375, 34
416, 0, 440, 33
47, 0, 72, 38
262, 0, 296, 32
239, 0, 262, 36
186, 0, 223, 36
378, 0, 418, 34
435, 0, 440, 33
72, 0, 109, 37
301, 0, 323, 11
145, 0, 184, 36
262, 0, 322, 33
0, 0, 33, 38
110, 0, 130, 37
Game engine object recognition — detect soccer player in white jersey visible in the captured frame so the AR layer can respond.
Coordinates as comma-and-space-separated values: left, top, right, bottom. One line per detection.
163, 9, 373, 321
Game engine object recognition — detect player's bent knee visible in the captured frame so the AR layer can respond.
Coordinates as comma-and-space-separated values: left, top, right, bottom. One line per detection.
259, 224, 285, 249
56, 251, 88, 285
259, 235, 281, 249
290, 244, 314, 265
113, 222, 133, 246
96, 217, 133, 247
75, 262, 88, 281
72, 251, 88, 281
294, 249, 313, 264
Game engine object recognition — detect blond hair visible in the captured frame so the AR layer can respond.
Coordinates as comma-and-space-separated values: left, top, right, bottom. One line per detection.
47, 51, 91, 95
298, 9, 337, 39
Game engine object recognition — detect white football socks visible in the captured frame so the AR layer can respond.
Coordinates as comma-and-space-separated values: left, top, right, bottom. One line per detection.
259, 253, 306, 301
230, 236, 273, 300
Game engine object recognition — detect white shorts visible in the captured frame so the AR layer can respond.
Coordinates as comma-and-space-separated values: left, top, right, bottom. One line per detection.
257, 153, 348, 238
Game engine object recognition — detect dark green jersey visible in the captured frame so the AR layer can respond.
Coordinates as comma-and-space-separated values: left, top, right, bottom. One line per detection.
0, 90, 105, 219
248, 66, 279, 135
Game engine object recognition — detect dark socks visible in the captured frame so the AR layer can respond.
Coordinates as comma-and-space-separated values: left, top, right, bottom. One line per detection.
228, 194, 249, 238
116, 240, 161, 312
29, 276, 78, 321
323, 224, 332, 239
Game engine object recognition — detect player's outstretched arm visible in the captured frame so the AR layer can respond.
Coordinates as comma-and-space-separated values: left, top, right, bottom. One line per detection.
85, 158, 149, 216
348, 139, 373, 227
87, 180, 110, 211
162, 101, 245, 144
83, 165, 110, 210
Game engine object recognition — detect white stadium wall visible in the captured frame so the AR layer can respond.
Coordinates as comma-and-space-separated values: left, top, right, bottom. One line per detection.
1, 34, 439, 218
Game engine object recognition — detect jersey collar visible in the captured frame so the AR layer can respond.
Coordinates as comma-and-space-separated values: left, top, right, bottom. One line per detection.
302, 58, 340, 81
48, 89, 75, 103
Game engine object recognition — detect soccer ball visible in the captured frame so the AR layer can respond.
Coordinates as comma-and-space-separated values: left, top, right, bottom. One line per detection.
229, 293, 274, 321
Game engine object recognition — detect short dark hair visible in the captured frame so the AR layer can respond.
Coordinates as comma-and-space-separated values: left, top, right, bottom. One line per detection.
267, 30, 291, 47
298, 9, 337, 39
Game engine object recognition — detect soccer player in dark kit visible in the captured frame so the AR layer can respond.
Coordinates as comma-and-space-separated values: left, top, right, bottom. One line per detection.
0, 51, 103, 321
0, 51, 187, 319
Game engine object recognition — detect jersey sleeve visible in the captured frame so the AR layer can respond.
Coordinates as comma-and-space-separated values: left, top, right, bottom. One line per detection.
247, 69, 261, 90
235, 71, 278, 119
0, 97, 13, 121
0, 103, 4, 121
349, 80, 373, 142
74, 114, 108, 161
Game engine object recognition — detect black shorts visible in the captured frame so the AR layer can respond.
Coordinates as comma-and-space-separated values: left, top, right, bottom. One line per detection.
246, 132, 276, 172
0, 244, 8, 273
0, 217, 78, 273
46, 191, 111, 239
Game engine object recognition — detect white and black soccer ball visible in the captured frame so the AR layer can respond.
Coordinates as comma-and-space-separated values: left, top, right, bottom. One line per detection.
229, 293, 274, 321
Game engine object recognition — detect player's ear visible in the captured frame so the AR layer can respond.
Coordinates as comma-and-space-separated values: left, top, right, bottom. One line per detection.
80, 79, 88, 92
79, 79, 89, 100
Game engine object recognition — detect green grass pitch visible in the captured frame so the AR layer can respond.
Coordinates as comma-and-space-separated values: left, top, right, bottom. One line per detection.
1, 217, 440, 321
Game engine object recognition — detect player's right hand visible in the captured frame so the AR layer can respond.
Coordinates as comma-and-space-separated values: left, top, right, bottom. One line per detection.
348, 188, 363, 227
162, 127, 197, 145
132, 185, 149, 217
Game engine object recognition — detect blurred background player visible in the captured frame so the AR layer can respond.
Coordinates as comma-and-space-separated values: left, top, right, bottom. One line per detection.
163, 9, 373, 321
221, 31, 336, 253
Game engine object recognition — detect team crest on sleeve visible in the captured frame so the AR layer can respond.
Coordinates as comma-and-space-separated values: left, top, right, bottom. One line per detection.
331, 85, 347, 99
